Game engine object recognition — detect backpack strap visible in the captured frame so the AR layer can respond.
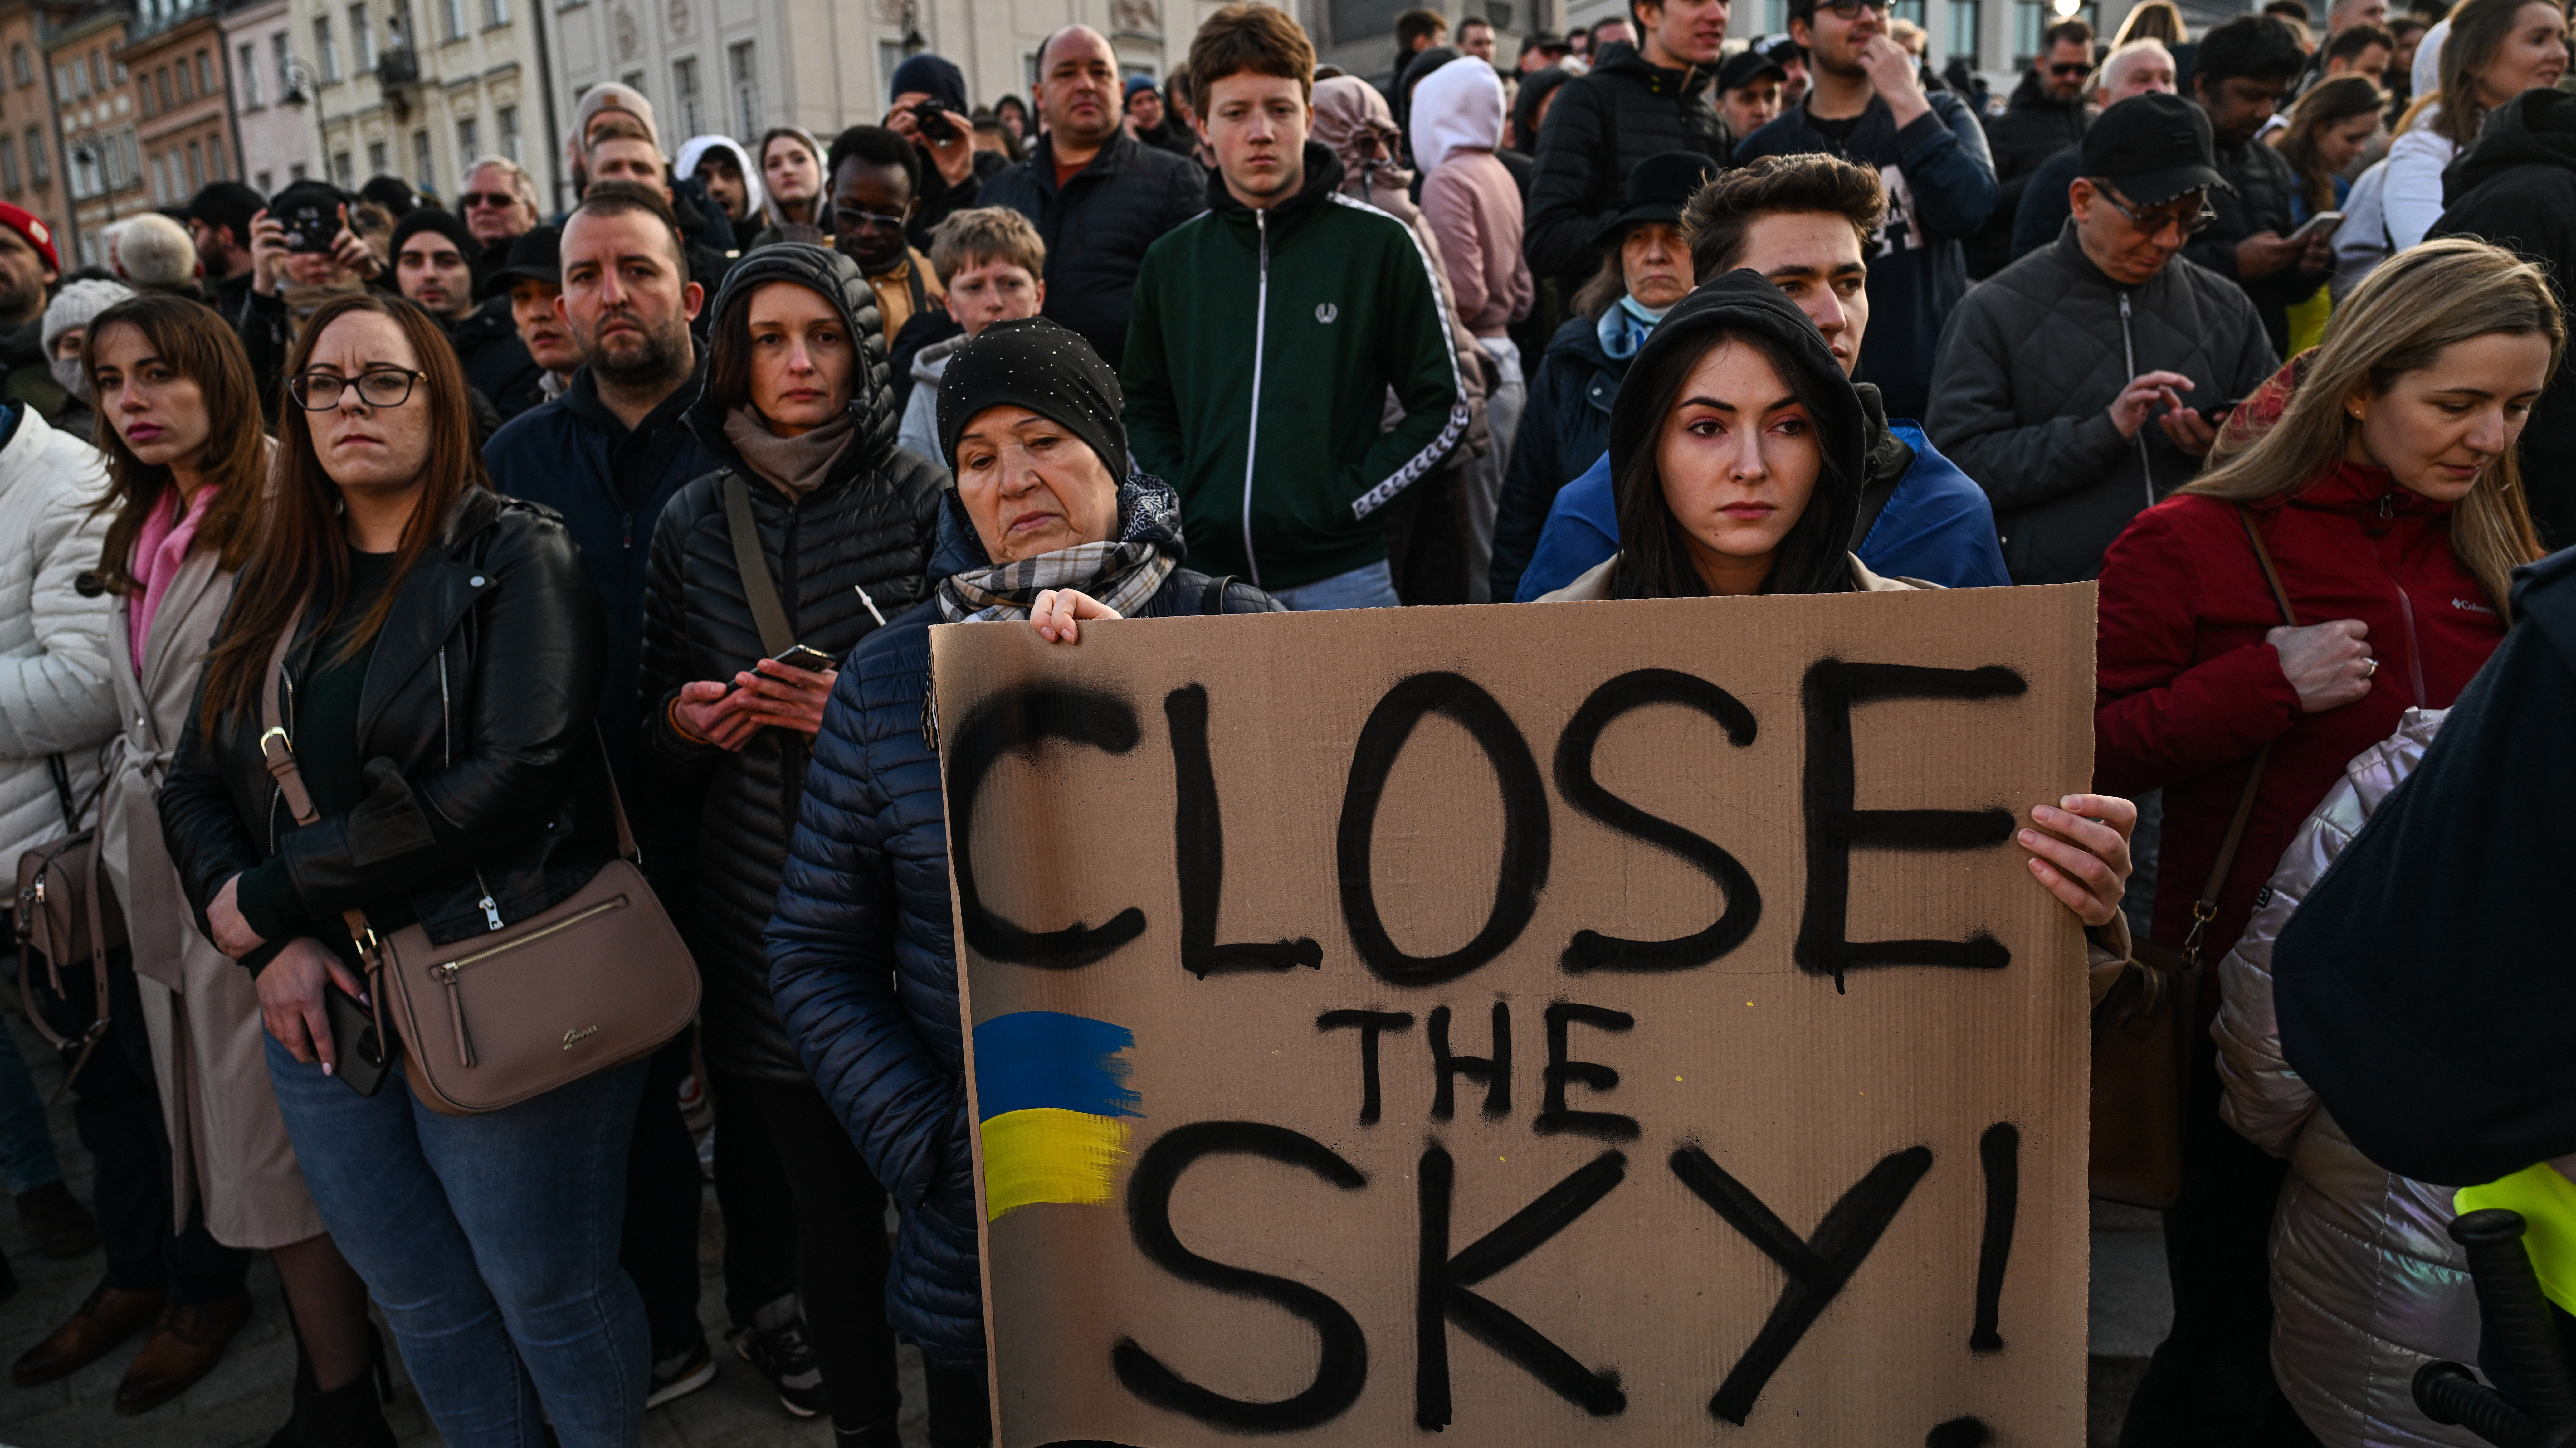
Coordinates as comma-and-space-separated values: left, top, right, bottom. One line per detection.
724, 474, 797, 658
1198, 575, 1235, 616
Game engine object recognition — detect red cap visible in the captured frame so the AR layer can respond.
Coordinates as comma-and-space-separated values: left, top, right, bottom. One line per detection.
0, 203, 58, 273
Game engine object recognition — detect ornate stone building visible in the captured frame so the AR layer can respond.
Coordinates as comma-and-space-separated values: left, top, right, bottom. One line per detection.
282, 0, 554, 206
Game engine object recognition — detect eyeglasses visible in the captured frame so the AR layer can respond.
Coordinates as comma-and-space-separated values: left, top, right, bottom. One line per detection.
832, 206, 910, 234
2047, 61, 2091, 77
1815, 0, 1891, 17
291, 367, 425, 411
457, 190, 523, 210
2095, 187, 2217, 238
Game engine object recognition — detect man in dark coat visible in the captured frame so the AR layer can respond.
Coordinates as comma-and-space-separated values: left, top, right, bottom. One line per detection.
979, 25, 1203, 369
2432, 87, 2576, 549
2183, 15, 2330, 357
1929, 94, 2277, 584
1975, 20, 2093, 277
388, 207, 548, 423
1522, 0, 1731, 291
1736, 0, 1998, 420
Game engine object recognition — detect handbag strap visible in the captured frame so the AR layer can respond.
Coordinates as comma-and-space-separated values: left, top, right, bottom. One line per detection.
46, 755, 76, 834
723, 474, 797, 659
2178, 508, 2304, 966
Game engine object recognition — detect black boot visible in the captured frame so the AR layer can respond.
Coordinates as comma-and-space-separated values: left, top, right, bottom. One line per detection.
267, 1322, 396, 1448
836, 1415, 902, 1448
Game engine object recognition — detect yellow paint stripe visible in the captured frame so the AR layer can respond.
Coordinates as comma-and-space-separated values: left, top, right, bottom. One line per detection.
980, 1107, 1131, 1221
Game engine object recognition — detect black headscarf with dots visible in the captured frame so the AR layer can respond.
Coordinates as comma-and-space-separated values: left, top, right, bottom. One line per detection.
934, 316, 1127, 481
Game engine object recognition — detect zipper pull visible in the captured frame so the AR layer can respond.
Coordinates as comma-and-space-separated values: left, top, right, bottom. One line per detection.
2379, 493, 2394, 520
478, 893, 502, 931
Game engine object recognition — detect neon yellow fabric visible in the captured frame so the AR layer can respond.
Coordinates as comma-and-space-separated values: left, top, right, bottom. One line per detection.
978, 1107, 1131, 1221
2286, 286, 2333, 359
2457, 1163, 2576, 1314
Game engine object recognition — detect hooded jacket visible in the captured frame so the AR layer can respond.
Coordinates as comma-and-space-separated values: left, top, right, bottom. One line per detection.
638, 244, 945, 1080
1737, 89, 1999, 420
1523, 42, 1731, 285
2094, 461, 2508, 997
1491, 311, 1628, 600
1600, 269, 1869, 597
674, 134, 764, 228
2271, 547, 2576, 1188
1413, 57, 1534, 338
2213, 707, 2488, 1448
1122, 141, 1468, 591
1928, 222, 2278, 584
0, 403, 114, 868
2430, 87, 2576, 550
975, 129, 1205, 370
767, 484, 1279, 1370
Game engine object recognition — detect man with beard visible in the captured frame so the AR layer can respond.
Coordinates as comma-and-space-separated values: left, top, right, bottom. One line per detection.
480, 182, 754, 1417
182, 182, 262, 323
981, 25, 1203, 368
0, 204, 64, 422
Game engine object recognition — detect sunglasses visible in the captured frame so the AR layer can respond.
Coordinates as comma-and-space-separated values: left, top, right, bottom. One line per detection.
2095, 186, 2217, 238
832, 206, 910, 233
457, 190, 522, 210
1815, 0, 1891, 17
2048, 61, 2091, 77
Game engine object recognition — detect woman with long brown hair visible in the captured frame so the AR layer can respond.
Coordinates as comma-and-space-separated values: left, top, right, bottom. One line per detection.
81, 294, 394, 1441
2381, 0, 2568, 250
156, 292, 648, 1446
2097, 237, 2559, 1441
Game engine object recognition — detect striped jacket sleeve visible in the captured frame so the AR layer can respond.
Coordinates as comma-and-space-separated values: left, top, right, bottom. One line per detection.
1342, 200, 1470, 522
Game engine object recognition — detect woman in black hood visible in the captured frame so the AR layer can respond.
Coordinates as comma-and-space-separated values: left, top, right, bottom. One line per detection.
1543, 270, 2141, 930
637, 241, 946, 1437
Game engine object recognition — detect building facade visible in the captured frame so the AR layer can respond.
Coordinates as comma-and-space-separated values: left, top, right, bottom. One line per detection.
44, 3, 145, 266
285, 0, 555, 207
223, 0, 313, 192
549, 0, 1247, 197
0, 0, 79, 260
120, 0, 241, 213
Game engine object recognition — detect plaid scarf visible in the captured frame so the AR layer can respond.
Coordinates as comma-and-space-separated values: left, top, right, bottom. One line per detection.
935, 474, 1183, 623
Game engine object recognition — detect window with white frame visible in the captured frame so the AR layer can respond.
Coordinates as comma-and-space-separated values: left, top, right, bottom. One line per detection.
24, 127, 43, 183
487, 0, 507, 24
315, 17, 340, 81
366, 138, 386, 174
412, 128, 432, 192
497, 104, 519, 160
352, 5, 375, 69
672, 55, 700, 136
455, 114, 476, 161
333, 149, 353, 187
730, 41, 758, 139
238, 44, 262, 106
443, 0, 464, 41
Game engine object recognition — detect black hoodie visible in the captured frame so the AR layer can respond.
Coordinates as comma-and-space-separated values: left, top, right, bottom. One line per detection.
1606, 269, 1867, 598
2432, 87, 2576, 550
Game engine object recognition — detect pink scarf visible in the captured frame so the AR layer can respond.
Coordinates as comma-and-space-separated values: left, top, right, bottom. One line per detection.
127, 485, 212, 675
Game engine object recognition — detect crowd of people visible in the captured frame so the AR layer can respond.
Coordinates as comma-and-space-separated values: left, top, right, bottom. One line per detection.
0, 0, 2569, 1443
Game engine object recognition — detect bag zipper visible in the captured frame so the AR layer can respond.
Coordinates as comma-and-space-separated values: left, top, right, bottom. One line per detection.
427, 894, 632, 1067
441, 645, 501, 929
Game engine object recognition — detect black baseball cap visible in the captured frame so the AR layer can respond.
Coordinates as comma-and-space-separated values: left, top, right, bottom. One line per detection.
1717, 49, 1789, 94
1591, 150, 1723, 248
482, 223, 561, 299
2079, 92, 2233, 206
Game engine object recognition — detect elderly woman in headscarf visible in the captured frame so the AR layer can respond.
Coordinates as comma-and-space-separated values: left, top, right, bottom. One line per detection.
766, 317, 1281, 1447
1539, 270, 2140, 937
1310, 74, 1495, 602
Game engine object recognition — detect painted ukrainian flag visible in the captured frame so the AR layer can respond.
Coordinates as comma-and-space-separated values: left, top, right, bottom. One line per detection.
973, 1011, 1142, 1221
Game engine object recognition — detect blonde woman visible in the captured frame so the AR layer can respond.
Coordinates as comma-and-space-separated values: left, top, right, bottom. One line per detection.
2380, 0, 2568, 250
2096, 238, 2558, 1442
2114, 0, 2188, 46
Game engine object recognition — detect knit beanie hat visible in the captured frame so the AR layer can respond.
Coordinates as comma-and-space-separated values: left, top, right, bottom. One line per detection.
889, 52, 968, 112
574, 81, 660, 152
936, 317, 1126, 479
388, 207, 485, 294
0, 202, 59, 274
43, 277, 133, 355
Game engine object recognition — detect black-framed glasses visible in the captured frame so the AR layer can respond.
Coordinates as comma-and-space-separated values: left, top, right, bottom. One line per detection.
2095, 186, 2217, 238
1816, 0, 1891, 17
831, 206, 910, 233
291, 367, 425, 411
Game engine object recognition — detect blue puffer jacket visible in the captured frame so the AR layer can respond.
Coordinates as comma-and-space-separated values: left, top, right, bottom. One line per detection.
766, 491, 1280, 1367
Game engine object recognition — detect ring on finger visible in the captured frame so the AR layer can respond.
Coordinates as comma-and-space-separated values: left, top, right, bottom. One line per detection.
2361, 657, 2379, 678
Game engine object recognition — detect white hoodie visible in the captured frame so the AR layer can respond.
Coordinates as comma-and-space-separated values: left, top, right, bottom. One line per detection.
674, 134, 764, 231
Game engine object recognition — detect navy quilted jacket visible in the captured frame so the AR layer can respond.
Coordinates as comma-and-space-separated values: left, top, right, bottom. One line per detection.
766, 495, 1279, 1367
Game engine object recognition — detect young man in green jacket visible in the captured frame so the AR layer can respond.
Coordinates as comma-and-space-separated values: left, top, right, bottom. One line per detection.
1122, 2, 1469, 608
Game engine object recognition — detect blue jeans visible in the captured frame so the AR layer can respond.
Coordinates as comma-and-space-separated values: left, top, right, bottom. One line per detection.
0, 994, 63, 1194
1271, 559, 1402, 611
266, 1034, 650, 1447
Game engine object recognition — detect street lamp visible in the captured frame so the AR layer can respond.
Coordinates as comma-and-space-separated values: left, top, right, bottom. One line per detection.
66, 126, 114, 230
280, 56, 331, 176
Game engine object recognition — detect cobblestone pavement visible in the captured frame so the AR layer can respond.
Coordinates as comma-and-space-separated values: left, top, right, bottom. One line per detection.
0, 999, 2168, 1446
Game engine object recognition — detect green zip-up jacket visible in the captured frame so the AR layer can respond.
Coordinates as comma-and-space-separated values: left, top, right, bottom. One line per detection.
1123, 143, 1469, 591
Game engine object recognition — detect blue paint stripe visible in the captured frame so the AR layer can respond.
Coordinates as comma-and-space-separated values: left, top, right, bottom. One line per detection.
973, 1011, 1141, 1123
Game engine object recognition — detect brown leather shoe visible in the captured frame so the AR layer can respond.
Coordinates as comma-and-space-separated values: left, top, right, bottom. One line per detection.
113, 1291, 251, 1415
11, 1282, 165, 1386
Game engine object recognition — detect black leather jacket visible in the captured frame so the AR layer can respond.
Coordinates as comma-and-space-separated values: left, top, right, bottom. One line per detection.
639, 242, 945, 1079
161, 488, 617, 965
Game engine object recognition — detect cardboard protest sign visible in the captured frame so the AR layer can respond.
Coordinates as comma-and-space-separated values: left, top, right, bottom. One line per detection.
932, 583, 2096, 1446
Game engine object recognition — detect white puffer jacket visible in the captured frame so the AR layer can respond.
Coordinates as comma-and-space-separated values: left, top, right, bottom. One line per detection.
0, 404, 115, 867
2214, 707, 2481, 1448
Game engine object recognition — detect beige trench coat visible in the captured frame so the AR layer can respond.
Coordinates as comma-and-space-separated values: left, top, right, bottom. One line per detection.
100, 546, 326, 1250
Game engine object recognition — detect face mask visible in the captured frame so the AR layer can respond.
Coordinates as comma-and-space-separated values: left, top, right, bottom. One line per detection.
50, 355, 88, 406
1598, 292, 1671, 360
